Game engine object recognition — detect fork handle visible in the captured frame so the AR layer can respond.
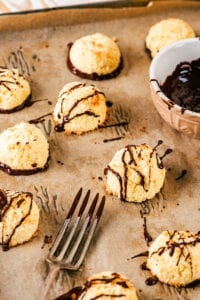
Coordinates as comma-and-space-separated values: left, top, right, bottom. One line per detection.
42, 264, 60, 300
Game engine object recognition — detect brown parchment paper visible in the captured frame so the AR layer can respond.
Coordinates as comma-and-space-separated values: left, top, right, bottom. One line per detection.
0, 2, 200, 300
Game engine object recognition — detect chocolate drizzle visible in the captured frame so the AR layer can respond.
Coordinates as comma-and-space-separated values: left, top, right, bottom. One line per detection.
0, 191, 33, 251
103, 136, 124, 143
29, 112, 52, 124
150, 231, 200, 275
161, 58, 200, 113
142, 216, 153, 246
153, 140, 163, 150
104, 165, 123, 200
55, 83, 104, 132
56, 273, 132, 300
160, 148, 173, 160
130, 251, 149, 260
104, 144, 163, 201
67, 43, 123, 80
176, 169, 187, 181
80, 273, 129, 299
99, 121, 129, 129
0, 190, 7, 221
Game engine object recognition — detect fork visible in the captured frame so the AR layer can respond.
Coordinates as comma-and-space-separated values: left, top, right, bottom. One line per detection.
42, 187, 105, 300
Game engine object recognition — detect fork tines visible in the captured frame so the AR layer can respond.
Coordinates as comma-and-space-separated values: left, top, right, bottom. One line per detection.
47, 188, 105, 270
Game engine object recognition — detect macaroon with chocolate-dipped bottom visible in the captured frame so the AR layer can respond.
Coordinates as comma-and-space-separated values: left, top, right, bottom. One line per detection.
147, 230, 200, 287
104, 144, 166, 202
67, 33, 123, 80
0, 122, 49, 175
53, 82, 108, 134
55, 272, 139, 300
0, 189, 40, 251
0, 68, 31, 113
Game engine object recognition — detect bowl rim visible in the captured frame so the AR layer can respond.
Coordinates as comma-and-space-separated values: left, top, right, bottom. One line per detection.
149, 37, 200, 118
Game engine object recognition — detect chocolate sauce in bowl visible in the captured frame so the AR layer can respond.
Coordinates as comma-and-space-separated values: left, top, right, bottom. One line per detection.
161, 57, 200, 113
67, 43, 123, 81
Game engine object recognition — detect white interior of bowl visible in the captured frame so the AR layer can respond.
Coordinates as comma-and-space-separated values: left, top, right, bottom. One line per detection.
150, 38, 200, 116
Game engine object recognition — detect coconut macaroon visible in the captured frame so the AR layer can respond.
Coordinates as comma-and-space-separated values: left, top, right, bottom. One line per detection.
0, 68, 31, 113
78, 272, 138, 300
147, 230, 200, 287
53, 82, 108, 134
146, 18, 195, 58
0, 122, 49, 175
57, 272, 138, 300
104, 144, 166, 203
67, 33, 122, 80
0, 189, 40, 250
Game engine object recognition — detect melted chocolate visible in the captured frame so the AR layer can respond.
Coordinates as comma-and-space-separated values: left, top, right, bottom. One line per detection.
185, 279, 200, 288
0, 93, 32, 114
150, 231, 200, 273
0, 190, 7, 210
16, 198, 25, 208
104, 145, 163, 201
140, 262, 150, 271
2, 192, 33, 251
142, 216, 153, 246
0, 157, 49, 176
26, 98, 52, 107
106, 100, 113, 107
130, 251, 149, 260
41, 235, 53, 249
55, 273, 131, 300
103, 136, 124, 143
54, 83, 104, 132
55, 287, 82, 300
161, 58, 200, 113
0, 190, 7, 221
67, 43, 123, 81
99, 121, 129, 129
160, 148, 173, 160
29, 112, 52, 124
153, 140, 163, 150
145, 276, 158, 286
175, 169, 187, 181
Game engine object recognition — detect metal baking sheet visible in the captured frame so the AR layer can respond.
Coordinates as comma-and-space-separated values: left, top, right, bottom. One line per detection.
0, 1, 200, 299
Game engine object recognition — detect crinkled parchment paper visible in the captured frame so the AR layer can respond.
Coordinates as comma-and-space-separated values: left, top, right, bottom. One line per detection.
0, 2, 199, 299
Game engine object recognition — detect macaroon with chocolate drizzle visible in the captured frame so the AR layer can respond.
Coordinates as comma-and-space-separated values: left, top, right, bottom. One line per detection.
0, 189, 40, 250
147, 230, 200, 287
67, 33, 123, 80
55, 272, 139, 300
0, 67, 31, 113
53, 81, 108, 135
104, 144, 166, 203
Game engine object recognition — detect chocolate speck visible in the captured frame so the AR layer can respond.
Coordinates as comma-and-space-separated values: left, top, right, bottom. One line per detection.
176, 169, 187, 181
41, 235, 53, 249
106, 100, 113, 107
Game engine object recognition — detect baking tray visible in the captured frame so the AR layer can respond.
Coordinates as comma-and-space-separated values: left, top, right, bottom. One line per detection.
0, 1, 200, 299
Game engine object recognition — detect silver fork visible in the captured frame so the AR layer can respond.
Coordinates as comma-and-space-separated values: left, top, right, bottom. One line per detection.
42, 188, 105, 300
